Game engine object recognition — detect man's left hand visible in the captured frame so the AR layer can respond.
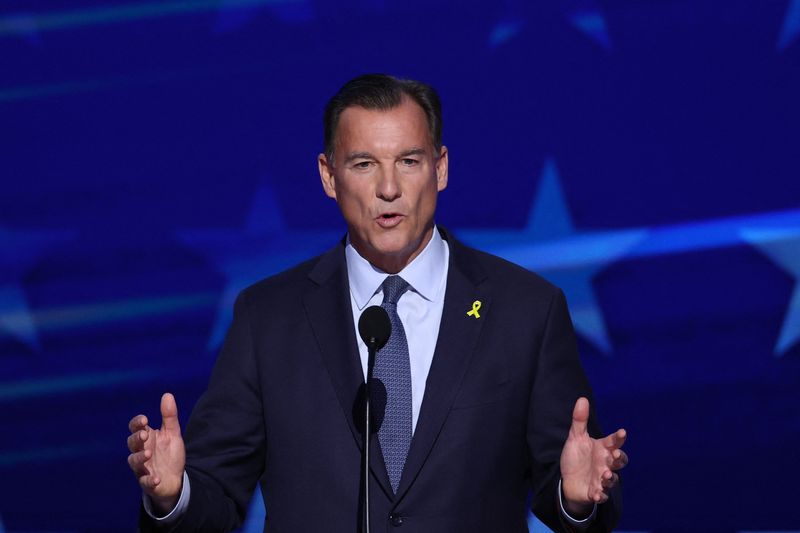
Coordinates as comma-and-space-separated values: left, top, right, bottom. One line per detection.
560, 397, 628, 515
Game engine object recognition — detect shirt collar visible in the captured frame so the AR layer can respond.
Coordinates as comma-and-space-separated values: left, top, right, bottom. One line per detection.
346, 226, 448, 311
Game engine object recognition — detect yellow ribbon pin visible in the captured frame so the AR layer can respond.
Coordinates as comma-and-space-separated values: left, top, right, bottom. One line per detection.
466, 300, 482, 319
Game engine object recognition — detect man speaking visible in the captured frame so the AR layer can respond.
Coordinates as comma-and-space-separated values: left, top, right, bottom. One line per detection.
127, 74, 628, 532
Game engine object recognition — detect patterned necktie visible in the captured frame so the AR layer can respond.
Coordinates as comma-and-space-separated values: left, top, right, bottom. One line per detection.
373, 275, 412, 494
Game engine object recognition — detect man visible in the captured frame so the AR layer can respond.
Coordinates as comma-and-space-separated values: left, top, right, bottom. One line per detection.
127, 74, 628, 532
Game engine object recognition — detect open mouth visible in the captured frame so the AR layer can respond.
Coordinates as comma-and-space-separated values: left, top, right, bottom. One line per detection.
376, 213, 404, 227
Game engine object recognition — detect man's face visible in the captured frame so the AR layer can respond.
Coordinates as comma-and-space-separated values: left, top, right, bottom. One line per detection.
318, 98, 448, 273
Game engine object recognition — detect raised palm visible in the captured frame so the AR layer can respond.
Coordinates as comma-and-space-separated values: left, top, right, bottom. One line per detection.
127, 392, 186, 513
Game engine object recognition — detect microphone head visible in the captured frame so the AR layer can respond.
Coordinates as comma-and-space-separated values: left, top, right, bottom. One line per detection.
358, 306, 391, 350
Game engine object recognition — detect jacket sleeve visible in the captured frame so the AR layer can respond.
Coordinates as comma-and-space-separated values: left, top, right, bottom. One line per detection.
139, 289, 267, 533
526, 288, 622, 533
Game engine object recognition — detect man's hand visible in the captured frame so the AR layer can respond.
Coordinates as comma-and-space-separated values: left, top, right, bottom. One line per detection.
127, 392, 186, 515
560, 397, 628, 517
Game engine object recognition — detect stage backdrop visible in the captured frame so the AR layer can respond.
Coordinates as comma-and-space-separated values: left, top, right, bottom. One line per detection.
1, 1, 799, 532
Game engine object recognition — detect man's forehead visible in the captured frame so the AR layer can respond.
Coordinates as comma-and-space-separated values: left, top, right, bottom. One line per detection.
334, 100, 432, 148
338, 99, 425, 125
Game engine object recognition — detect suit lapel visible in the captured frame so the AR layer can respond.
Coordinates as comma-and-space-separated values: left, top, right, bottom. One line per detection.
303, 244, 393, 497
395, 232, 490, 500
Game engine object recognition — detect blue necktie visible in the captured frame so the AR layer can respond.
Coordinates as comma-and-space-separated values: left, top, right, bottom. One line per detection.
374, 275, 412, 494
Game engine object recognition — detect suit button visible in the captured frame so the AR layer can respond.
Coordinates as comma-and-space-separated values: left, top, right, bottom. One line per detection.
389, 513, 404, 526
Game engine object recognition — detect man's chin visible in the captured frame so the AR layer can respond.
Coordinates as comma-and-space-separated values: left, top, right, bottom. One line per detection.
357, 237, 419, 271
372, 233, 421, 254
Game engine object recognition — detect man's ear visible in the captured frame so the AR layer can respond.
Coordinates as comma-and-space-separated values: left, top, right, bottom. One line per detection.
435, 146, 449, 192
318, 153, 337, 199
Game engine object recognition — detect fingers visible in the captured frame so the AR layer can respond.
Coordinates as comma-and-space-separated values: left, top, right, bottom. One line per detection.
128, 414, 148, 433
138, 473, 162, 492
570, 397, 590, 436
601, 471, 619, 489
160, 393, 181, 435
602, 428, 627, 450
589, 471, 618, 503
127, 449, 152, 477
610, 448, 629, 470
128, 450, 163, 492
591, 470, 614, 503
127, 429, 150, 453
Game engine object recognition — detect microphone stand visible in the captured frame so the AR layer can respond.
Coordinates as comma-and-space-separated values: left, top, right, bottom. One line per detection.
358, 305, 389, 533
363, 336, 378, 533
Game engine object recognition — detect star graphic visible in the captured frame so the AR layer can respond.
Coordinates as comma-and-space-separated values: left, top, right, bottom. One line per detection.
177, 183, 339, 350
778, 0, 800, 50
240, 486, 267, 533
488, 0, 610, 49
741, 227, 800, 356
456, 159, 647, 354
0, 227, 73, 350
562, 0, 612, 49
213, 0, 313, 33
0, 12, 41, 44
527, 513, 551, 532
488, 17, 525, 47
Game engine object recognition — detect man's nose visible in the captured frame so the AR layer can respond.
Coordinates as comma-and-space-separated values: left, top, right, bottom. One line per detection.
376, 166, 401, 201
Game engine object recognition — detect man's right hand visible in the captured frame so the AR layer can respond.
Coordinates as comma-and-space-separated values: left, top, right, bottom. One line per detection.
127, 392, 186, 515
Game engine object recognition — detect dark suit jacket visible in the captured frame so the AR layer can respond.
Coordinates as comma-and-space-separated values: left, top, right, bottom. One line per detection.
140, 228, 621, 533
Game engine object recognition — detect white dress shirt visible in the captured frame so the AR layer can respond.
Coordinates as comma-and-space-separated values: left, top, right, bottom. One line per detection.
345, 226, 449, 433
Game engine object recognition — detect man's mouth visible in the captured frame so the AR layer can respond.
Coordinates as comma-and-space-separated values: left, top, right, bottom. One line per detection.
376, 213, 404, 228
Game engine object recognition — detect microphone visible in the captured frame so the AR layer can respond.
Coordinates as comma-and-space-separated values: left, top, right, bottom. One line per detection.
358, 305, 390, 351
357, 305, 391, 533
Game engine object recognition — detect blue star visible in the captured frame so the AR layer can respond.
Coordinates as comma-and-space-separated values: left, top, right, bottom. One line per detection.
562, 0, 612, 49
214, 0, 313, 33
488, 1, 610, 49
0, 12, 41, 44
742, 227, 800, 356
240, 486, 267, 533
457, 159, 647, 355
778, 0, 800, 50
488, 18, 525, 48
527, 513, 551, 532
0, 227, 73, 350
177, 184, 339, 350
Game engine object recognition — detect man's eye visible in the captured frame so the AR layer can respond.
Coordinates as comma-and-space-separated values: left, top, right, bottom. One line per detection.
400, 158, 419, 166
354, 161, 372, 169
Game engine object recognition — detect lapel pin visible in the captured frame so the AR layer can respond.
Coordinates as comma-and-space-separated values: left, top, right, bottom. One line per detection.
467, 300, 482, 319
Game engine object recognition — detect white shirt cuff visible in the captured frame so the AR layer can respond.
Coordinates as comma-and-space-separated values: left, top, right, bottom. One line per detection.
558, 478, 597, 529
142, 471, 191, 525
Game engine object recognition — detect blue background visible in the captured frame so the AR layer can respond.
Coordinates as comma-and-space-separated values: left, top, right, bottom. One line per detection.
2, 1, 800, 532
